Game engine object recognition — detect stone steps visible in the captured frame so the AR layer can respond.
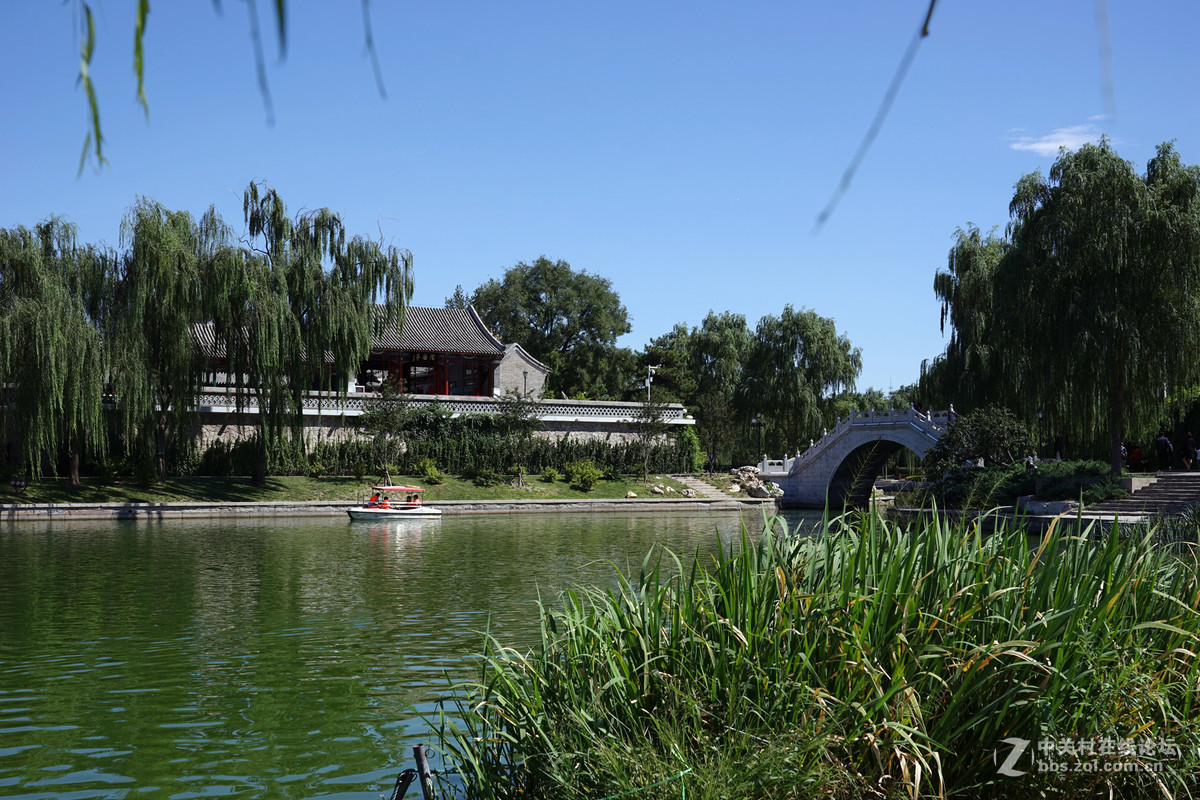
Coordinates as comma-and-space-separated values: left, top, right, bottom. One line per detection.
672, 474, 734, 501
1087, 472, 1200, 516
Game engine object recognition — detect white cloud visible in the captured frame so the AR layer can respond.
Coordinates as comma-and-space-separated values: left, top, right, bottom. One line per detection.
1009, 125, 1103, 157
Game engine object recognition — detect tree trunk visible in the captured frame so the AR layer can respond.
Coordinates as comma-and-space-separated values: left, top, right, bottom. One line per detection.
68, 435, 81, 486
252, 444, 268, 487
155, 414, 168, 479
1109, 363, 1124, 478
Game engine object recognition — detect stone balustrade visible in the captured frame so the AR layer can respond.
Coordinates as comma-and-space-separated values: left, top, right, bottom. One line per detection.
194, 388, 694, 425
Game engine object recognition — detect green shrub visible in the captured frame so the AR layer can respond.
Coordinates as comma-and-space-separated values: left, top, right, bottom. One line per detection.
92, 457, 127, 484
414, 456, 446, 485
564, 459, 601, 491
539, 466, 558, 483
133, 458, 159, 487
673, 425, 704, 473
307, 458, 325, 478
473, 468, 502, 488
923, 459, 1127, 508
352, 461, 368, 482
922, 405, 1034, 480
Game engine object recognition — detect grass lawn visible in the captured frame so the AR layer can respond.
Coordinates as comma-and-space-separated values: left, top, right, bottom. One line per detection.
1, 474, 694, 505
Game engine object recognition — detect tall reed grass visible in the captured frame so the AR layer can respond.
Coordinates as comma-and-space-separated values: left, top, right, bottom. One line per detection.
432, 511, 1200, 799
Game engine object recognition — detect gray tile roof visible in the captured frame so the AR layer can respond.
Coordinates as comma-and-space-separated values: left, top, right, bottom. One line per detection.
373, 305, 505, 356
192, 306, 507, 360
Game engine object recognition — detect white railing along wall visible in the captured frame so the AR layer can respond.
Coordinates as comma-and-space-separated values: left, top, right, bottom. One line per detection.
194, 388, 694, 425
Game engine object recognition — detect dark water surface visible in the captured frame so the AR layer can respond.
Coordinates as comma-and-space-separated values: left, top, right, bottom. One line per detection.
0, 508, 815, 799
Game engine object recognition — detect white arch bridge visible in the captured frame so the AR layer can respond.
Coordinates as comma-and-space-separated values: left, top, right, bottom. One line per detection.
771, 408, 951, 508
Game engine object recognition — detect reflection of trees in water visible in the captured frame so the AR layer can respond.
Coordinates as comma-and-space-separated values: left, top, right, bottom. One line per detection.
0, 512, 826, 796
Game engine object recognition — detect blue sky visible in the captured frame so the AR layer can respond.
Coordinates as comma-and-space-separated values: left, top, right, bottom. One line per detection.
3, 1, 1199, 396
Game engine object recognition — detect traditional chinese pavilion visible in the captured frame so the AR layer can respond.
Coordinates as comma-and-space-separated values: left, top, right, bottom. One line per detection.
355, 305, 510, 396
195, 305, 548, 399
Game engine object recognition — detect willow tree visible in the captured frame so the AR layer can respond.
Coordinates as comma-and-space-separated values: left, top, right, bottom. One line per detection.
109, 200, 228, 478
210, 182, 413, 485
688, 311, 752, 469
924, 224, 1007, 410
995, 140, 1200, 475
739, 305, 862, 452
0, 218, 112, 483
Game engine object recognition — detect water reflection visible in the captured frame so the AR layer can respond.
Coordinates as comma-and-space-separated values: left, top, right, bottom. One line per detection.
0, 508, 815, 799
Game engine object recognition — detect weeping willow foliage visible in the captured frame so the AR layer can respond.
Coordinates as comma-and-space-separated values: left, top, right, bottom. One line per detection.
927, 140, 1200, 475
2, 184, 413, 483
109, 200, 227, 476
1000, 141, 1200, 474
210, 181, 414, 483
0, 218, 112, 479
739, 305, 862, 450
924, 224, 1007, 409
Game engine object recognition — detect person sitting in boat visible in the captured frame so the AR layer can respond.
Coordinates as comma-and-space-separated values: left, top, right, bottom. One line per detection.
366, 493, 381, 507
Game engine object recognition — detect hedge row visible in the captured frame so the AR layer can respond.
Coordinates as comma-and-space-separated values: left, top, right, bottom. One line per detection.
180, 417, 701, 478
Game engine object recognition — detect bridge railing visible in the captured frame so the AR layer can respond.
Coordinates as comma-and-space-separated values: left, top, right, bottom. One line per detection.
782, 408, 951, 476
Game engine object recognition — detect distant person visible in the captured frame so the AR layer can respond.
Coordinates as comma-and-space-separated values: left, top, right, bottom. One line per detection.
1184, 432, 1198, 471
1155, 430, 1173, 471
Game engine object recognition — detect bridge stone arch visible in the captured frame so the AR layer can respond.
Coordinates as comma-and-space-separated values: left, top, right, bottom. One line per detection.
777, 409, 950, 508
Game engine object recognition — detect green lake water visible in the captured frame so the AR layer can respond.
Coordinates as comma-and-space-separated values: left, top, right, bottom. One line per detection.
0, 508, 816, 799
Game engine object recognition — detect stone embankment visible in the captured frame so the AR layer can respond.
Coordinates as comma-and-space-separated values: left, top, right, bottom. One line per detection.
0, 487, 775, 522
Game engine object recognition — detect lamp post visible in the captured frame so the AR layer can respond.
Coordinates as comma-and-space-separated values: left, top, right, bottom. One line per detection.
646, 365, 659, 404
523, 369, 528, 397
752, 413, 764, 463
1035, 409, 1044, 459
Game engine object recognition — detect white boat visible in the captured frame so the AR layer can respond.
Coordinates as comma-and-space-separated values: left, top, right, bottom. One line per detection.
347, 485, 442, 520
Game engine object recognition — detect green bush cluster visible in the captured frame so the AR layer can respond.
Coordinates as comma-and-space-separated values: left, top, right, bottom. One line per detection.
563, 459, 601, 491
60, 403, 701, 482
112, 405, 698, 481
472, 469, 503, 488
414, 456, 446, 485
920, 459, 1126, 509
539, 466, 558, 483
922, 405, 1034, 479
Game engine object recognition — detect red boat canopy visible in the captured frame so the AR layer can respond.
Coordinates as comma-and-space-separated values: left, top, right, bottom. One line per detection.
371, 485, 425, 492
